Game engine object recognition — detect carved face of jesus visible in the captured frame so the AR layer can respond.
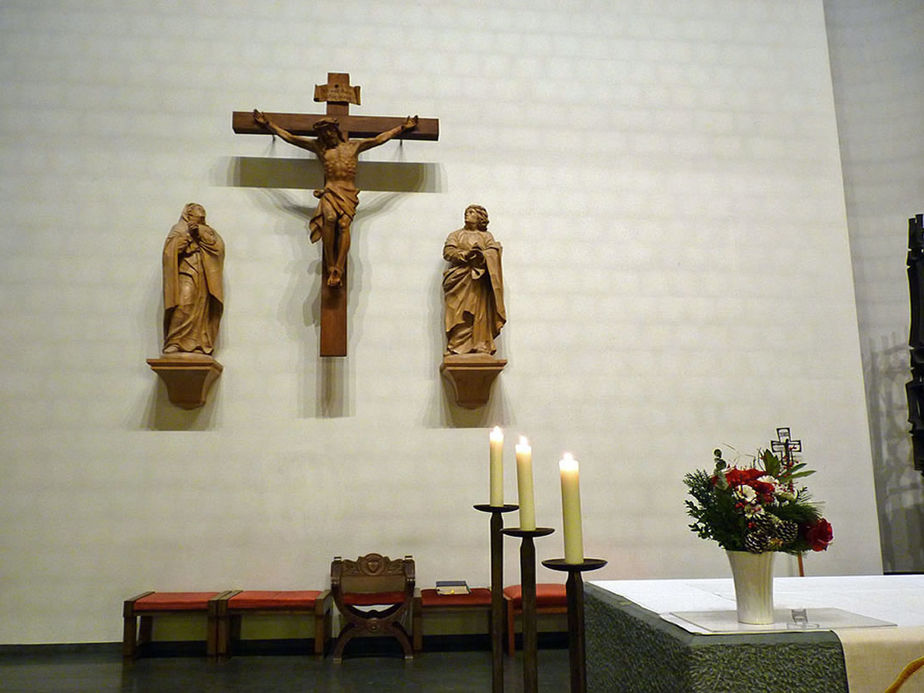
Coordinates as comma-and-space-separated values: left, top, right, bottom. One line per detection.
317, 125, 341, 148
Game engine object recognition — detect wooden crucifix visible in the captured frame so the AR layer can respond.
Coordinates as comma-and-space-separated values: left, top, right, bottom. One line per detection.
233, 72, 439, 356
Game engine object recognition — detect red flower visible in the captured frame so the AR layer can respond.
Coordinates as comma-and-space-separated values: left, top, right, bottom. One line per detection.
720, 467, 765, 488
749, 480, 775, 501
804, 518, 833, 551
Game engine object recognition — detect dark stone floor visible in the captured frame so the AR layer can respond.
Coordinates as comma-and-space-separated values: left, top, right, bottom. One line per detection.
0, 641, 571, 693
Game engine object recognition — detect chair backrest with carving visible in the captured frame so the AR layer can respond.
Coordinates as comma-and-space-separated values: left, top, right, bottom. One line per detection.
331, 553, 415, 598
329, 553, 417, 661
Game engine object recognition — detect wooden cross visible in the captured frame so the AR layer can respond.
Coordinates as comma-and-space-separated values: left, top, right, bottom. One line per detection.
233, 72, 439, 357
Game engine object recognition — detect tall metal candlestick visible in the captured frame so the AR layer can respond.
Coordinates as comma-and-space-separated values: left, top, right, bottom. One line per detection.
503, 527, 555, 693
542, 558, 607, 693
475, 503, 517, 693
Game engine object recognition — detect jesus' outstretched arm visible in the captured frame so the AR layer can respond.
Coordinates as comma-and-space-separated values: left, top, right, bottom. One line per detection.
355, 115, 419, 154
252, 109, 323, 156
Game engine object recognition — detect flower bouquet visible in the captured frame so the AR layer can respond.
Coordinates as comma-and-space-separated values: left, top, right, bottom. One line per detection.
684, 447, 832, 554
684, 445, 832, 624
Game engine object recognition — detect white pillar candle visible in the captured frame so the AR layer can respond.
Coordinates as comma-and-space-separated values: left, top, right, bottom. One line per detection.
559, 452, 584, 564
489, 426, 504, 507
515, 437, 536, 530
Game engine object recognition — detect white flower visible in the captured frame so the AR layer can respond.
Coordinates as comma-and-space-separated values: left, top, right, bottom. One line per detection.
736, 485, 757, 503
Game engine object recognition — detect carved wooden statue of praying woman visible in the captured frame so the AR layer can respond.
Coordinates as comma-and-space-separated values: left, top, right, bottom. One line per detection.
161, 203, 225, 355
442, 205, 506, 355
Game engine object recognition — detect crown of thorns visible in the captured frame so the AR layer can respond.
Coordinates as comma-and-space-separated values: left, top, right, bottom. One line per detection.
312, 117, 341, 132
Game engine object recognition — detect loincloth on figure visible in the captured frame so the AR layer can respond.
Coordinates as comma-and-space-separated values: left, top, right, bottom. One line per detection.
309, 184, 359, 243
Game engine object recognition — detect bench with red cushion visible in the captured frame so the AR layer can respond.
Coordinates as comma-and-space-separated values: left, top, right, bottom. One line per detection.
502, 583, 568, 654
122, 591, 231, 661
211, 590, 332, 657
412, 587, 493, 651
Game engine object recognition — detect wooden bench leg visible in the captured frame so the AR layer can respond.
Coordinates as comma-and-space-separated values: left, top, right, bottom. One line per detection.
206, 616, 218, 660
138, 615, 153, 647
122, 615, 137, 661
214, 614, 229, 660
122, 613, 153, 660
208, 594, 228, 661
313, 607, 329, 656
122, 591, 155, 662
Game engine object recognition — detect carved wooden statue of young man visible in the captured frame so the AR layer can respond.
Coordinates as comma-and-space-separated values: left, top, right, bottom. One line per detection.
252, 110, 418, 288
161, 203, 224, 355
442, 205, 506, 355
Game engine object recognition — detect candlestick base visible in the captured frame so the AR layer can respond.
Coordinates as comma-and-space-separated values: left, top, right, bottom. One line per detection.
541, 558, 607, 693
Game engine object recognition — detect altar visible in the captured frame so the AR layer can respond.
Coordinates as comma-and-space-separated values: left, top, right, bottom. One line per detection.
585, 575, 924, 693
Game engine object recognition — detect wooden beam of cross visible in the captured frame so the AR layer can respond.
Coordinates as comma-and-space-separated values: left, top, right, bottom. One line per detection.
233, 72, 439, 357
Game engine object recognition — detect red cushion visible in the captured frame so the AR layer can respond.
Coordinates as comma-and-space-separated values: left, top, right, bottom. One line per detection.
133, 592, 221, 611
342, 591, 406, 606
228, 590, 322, 609
502, 584, 566, 608
420, 588, 492, 607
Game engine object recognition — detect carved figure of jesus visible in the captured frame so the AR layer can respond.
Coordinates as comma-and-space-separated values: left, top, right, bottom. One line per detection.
252, 110, 418, 288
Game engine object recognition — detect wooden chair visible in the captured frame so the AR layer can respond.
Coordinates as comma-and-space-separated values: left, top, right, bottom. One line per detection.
211, 590, 333, 658
503, 583, 568, 654
122, 590, 231, 661
330, 553, 415, 663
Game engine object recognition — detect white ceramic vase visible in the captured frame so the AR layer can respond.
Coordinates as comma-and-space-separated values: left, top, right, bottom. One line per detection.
726, 550, 775, 625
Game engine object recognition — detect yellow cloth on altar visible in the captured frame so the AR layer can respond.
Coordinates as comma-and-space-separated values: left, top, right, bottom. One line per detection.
835, 626, 924, 693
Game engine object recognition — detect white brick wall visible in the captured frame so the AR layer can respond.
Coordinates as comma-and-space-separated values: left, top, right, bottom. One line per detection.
0, 0, 881, 643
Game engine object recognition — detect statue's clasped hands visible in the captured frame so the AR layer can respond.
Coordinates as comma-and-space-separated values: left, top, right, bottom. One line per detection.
466, 247, 485, 268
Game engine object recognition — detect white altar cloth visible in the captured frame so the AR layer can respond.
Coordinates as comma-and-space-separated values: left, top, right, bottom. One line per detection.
591, 575, 924, 693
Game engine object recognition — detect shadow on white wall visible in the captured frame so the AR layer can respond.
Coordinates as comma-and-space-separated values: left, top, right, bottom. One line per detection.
865, 333, 924, 571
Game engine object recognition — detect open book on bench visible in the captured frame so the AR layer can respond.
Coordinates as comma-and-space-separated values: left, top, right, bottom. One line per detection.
435, 580, 470, 595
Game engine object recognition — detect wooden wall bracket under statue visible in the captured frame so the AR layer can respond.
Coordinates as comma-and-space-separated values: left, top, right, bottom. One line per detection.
147, 355, 223, 409
440, 355, 506, 409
